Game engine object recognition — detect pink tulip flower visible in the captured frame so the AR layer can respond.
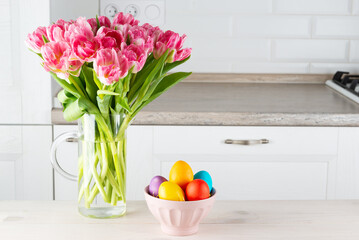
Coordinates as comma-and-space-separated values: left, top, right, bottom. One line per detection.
87, 16, 111, 34
142, 23, 163, 44
121, 44, 147, 73
47, 24, 66, 42
41, 41, 82, 79
128, 26, 154, 54
96, 27, 125, 50
65, 17, 99, 62
114, 23, 132, 43
93, 48, 129, 85
71, 35, 100, 62
65, 17, 94, 43
112, 12, 139, 28
154, 30, 192, 63
25, 26, 48, 53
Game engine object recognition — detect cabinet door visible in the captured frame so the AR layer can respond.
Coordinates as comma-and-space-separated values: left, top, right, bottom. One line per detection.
154, 126, 338, 200
53, 125, 154, 200
1, 0, 21, 123
334, 127, 359, 199
0, 126, 52, 200
1, 0, 52, 124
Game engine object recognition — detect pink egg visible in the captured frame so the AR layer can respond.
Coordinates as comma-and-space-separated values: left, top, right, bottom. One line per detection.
149, 176, 167, 197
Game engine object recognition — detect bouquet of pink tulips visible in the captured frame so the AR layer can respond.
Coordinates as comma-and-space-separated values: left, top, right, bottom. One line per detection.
26, 13, 191, 210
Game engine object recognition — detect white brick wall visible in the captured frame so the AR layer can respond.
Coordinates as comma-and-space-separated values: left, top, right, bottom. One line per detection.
164, 0, 359, 74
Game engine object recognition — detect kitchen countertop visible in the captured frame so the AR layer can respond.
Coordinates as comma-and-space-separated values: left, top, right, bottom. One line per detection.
1, 200, 359, 240
51, 82, 359, 126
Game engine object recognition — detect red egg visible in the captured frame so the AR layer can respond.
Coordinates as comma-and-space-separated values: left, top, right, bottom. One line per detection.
185, 179, 210, 201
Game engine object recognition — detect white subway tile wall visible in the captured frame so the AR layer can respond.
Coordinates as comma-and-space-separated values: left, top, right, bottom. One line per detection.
353, 0, 359, 15
163, 0, 359, 74
273, 0, 351, 14
273, 40, 349, 62
350, 41, 359, 61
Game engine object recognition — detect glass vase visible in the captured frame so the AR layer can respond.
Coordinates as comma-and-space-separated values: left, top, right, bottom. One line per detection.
51, 114, 128, 218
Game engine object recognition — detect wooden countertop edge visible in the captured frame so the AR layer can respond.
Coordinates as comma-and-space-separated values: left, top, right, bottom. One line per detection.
184, 73, 332, 83
51, 108, 359, 127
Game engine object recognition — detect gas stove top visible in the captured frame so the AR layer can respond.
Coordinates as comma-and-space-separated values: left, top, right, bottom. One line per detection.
326, 71, 359, 104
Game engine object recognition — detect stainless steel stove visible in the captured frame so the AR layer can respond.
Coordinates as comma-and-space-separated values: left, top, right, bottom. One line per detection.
326, 71, 359, 104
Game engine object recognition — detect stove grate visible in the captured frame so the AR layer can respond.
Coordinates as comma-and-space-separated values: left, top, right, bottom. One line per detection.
332, 71, 359, 97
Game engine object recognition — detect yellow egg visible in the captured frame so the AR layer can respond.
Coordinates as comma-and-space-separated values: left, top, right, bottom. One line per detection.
158, 182, 185, 201
169, 160, 193, 190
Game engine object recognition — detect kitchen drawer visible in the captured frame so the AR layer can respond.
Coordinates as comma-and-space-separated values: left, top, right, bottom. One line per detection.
154, 126, 338, 156
161, 161, 328, 200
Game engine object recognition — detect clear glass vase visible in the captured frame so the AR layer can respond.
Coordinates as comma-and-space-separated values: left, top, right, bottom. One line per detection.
51, 114, 128, 218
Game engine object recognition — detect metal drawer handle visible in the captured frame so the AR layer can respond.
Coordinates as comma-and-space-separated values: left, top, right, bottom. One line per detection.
224, 139, 269, 145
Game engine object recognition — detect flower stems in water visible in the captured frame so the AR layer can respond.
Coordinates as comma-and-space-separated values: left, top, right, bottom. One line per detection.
78, 117, 128, 208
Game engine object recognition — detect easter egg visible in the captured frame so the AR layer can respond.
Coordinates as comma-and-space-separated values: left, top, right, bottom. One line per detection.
185, 179, 210, 201
149, 175, 167, 197
194, 170, 213, 192
158, 182, 185, 201
169, 160, 193, 190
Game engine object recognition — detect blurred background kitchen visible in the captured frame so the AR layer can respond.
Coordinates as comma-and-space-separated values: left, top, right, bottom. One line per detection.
1, 0, 359, 201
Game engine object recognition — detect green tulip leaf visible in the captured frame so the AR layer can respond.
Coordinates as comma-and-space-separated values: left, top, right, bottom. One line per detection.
163, 56, 191, 74
63, 99, 85, 122
97, 90, 120, 96
81, 65, 98, 103
132, 71, 192, 116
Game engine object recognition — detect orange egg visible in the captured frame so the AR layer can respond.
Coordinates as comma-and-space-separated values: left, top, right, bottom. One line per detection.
169, 160, 193, 190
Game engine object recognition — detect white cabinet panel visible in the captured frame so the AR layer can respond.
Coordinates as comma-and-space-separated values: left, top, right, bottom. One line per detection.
21, 126, 53, 200
335, 127, 359, 199
154, 127, 338, 156
19, 0, 51, 124
127, 126, 154, 200
0, 0, 52, 124
161, 161, 328, 200
0, 161, 15, 200
0, 126, 52, 200
0, 126, 22, 153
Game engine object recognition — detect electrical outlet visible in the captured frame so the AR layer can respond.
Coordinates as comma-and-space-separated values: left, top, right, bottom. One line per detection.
125, 4, 140, 17
100, 0, 165, 26
104, 4, 118, 18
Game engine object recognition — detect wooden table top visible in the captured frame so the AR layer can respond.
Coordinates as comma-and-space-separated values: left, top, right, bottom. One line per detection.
1, 200, 359, 239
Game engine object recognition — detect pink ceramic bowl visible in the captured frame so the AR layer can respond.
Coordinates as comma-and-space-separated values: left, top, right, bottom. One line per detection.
144, 186, 216, 236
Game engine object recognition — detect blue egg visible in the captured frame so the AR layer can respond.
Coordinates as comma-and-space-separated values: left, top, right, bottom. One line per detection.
193, 170, 212, 192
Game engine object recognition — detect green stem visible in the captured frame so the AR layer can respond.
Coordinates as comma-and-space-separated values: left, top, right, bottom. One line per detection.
68, 75, 86, 97
89, 153, 109, 203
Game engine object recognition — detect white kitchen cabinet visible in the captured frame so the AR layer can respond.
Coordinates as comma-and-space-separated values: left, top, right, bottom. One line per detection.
0, 126, 53, 200
1, 0, 51, 124
53, 125, 359, 201
154, 126, 338, 200
334, 127, 359, 199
